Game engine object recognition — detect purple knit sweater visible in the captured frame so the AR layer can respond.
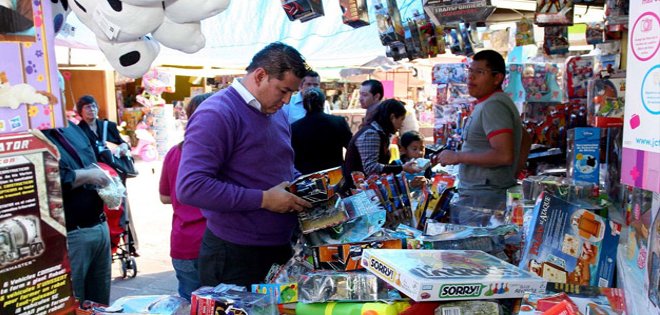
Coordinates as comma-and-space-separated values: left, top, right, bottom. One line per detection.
176, 87, 298, 246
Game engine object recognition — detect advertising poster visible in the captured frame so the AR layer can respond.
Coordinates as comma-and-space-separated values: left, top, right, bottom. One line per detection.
0, 132, 76, 315
0, 0, 66, 135
621, 0, 660, 193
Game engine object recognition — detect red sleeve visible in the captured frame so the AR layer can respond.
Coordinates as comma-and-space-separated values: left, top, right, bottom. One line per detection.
159, 147, 175, 196
487, 128, 513, 140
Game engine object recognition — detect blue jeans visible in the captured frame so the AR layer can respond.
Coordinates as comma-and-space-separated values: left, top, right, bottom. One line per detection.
172, 258, 201, 301
67, 222, 112, 304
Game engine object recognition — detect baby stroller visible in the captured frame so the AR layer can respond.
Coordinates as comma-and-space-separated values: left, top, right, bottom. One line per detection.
105, 201, 138, 278
99, 163, 139, 278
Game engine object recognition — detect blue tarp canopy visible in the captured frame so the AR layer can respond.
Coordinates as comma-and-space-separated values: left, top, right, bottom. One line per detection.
56, 0, 424, 70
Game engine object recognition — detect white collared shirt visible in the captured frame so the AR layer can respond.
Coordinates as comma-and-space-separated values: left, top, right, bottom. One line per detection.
231, 78, 261, 112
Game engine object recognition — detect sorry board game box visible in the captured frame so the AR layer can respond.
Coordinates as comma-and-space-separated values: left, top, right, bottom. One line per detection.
361, 249, 546, 301
519, 193, 621, 287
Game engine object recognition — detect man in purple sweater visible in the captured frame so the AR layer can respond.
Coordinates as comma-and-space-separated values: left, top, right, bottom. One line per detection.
176, 42, 312, 287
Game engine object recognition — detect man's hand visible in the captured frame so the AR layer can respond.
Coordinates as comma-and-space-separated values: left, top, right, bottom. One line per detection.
402, 160, 422, 174
437, 150, 461, 166
261, 182, 312, 214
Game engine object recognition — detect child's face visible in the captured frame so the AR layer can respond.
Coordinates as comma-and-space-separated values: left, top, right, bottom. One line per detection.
402, 140, 425, 159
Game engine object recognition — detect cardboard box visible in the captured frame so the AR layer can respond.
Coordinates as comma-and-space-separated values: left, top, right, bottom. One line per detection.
251, 283, 298, 304
312, 238, 404, 271
361, 249, 546, 301
520, 193, 621, 287
339, 0, 369, 28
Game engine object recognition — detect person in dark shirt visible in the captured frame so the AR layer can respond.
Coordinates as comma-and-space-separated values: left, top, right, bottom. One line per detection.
42, 122, 112, 304
291, 87, 352, 175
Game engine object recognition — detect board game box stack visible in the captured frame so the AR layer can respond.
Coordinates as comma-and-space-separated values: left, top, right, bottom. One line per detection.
361, 249, 547, 301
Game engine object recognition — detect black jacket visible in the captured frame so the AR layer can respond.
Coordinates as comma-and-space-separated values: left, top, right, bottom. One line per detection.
291, 112, 352, 175
78, 119, 126, 158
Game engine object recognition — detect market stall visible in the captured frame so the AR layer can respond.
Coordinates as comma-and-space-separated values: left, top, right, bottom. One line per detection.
0, 0, 659, 315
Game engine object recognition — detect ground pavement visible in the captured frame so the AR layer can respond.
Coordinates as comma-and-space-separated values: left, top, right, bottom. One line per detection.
109, 159, 178, 303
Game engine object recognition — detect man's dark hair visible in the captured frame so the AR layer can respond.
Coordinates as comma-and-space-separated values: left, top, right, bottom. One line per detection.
302, 87, 326, 114
361, 79, 384, 100
373, 99, 406, 135
306, 70, 320, 79
400, 131, 423, 149
472, 50, 506, 74
76, 95, 96, 114
246, 42, 310, 80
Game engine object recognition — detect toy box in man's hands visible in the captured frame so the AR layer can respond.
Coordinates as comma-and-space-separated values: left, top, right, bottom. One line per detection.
361, 249, 546, 301
312, 238, 404, 271
290, 167, 350, 233
519, 193, 621, 287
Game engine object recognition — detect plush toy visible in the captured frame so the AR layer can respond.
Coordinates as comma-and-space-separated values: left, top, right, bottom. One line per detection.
163, 0, 230, 23
96, 36, 161, 79
0, 72, 54, 109
70, 0, 164, 42
152, 18, 205, 53
50, 0, 72, 34
67, 0, 232, 78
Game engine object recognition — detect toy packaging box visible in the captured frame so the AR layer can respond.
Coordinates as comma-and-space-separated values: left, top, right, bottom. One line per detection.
251, 283, 298, 304
339, 0, 369, 28
519, 284, 626, 314
281, 0, 325, 23
587, 77, 625, 127
519, 193, 621, 287
361, 249, 546, 301
191, 285, 276, 315
567, 127, 601, 185
312, 238, 404, 271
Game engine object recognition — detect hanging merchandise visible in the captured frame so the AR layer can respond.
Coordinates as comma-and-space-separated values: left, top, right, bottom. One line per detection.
373, 0, 405, 46
516, 18, 536, 46
565, 55, 596, 99
587, 76, 626, 127
604, 0, 629, 27
282, 0, 325, 22
460, 23, 475, 57
448, 28, 463, 55
412, 11, 431, 58
534, 0, 575, 26
504, 64, 526, 103
586, 22, 606, 45
404, 19, 424, 60
435, 25, 447, 55
339, 0, 369, 28
522, 63, 564, 103
543, 26, 570, 55
486, 28, 510, 53
423, 0, 496, 26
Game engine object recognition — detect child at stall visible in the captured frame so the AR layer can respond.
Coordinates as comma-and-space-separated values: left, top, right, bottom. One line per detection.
394, 131, 433, 188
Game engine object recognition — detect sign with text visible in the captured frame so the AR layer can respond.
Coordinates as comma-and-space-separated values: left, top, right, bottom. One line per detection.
0, 131, 76, 315
423, 0, 495, 25
621, 0, 660, 193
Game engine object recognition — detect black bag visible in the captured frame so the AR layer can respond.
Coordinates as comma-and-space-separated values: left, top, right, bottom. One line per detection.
97, 120, 138, 178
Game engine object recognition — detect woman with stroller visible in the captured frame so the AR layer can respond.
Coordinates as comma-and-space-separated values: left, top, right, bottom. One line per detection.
76, 95, 131, 165
159, 93, 212, 301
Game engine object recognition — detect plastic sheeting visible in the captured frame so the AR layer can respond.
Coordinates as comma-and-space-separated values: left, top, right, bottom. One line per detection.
55, 0, 424, 69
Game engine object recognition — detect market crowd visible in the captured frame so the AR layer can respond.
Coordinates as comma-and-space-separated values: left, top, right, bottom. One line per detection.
48, 42, 530, 304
